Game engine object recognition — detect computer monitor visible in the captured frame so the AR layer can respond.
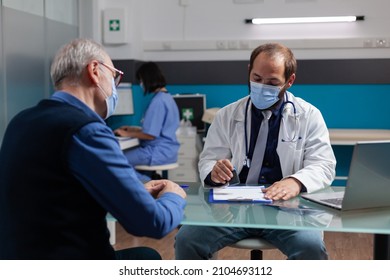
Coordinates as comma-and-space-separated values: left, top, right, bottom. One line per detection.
173, 93, 206, 132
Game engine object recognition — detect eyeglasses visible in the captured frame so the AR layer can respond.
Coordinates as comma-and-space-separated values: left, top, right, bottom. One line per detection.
99, 62, 124, 87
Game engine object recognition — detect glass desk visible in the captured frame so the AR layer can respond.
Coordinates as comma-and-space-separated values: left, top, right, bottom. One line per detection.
181, 183, 390, 260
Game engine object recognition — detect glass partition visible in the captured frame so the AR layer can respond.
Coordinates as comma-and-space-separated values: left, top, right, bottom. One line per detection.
0, 0, 78, 144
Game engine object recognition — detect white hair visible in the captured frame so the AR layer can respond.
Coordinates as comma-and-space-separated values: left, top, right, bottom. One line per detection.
50, 38, 106, 89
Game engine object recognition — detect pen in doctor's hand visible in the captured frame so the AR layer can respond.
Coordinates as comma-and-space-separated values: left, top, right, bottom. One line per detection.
180, 185, 189, 189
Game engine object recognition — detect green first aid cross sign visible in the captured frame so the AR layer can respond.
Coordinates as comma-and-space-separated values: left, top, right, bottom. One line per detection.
103, 9, 126, 44
182, 108, 194, 121
109, 19, 120, 31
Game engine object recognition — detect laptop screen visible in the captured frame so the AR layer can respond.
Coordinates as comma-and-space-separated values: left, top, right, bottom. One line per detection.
301, 140, 390, 211
342, 141, 390, 210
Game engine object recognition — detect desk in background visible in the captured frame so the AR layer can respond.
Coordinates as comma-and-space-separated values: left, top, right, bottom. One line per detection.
117, 137, 139, 150
328, 129, 390, 184
329, 129, 390, 145
181, 182, 390, 260
168, 128, 202, 183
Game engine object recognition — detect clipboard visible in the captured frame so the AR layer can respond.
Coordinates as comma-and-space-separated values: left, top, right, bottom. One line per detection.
209, 186, 272, 203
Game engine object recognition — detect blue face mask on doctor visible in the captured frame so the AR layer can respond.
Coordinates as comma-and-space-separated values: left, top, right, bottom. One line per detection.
250, 81, 284, 110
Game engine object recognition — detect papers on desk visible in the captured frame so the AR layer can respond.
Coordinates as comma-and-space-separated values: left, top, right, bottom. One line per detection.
209, 186, 272, 203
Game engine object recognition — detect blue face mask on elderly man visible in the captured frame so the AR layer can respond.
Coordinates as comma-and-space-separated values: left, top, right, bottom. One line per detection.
105, 78, 119, 119
249, 81, 284, 110
98, 77, 118, 119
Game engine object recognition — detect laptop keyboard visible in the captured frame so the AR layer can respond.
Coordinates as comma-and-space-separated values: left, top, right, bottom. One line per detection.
321, 197, 343, 206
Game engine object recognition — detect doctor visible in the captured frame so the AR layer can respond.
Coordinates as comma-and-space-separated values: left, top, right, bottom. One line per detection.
175, 43, 336, 260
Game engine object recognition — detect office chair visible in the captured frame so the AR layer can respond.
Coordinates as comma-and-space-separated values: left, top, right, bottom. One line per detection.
229, 232, 325, 260
212, 237, 277, 260
228, 237, 277, 260
134, 162, 179, 179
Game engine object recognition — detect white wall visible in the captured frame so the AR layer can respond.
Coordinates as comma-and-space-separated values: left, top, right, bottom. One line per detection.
79, 0, 144, 60
80, 0, 390, 61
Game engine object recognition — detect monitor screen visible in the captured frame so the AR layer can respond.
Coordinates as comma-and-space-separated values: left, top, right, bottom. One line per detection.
173, 93, 206, 132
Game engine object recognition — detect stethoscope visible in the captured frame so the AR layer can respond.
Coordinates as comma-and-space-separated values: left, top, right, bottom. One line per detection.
243, 93, 301, 169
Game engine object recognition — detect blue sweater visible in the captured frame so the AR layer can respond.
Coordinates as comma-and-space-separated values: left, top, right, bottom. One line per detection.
0, 100, 113, 259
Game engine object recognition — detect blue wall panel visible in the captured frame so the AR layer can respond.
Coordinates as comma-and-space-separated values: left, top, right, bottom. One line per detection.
292, 84, 390, 129
108, 84, 390, 130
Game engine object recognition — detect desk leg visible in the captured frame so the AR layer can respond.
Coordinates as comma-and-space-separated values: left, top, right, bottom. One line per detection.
374, 234, 390, 260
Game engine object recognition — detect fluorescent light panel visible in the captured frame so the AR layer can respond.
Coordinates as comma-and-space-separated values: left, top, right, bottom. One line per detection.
246, 16, 364, 24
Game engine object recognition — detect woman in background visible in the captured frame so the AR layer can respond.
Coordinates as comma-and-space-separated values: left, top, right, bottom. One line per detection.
114, 62, 180, 180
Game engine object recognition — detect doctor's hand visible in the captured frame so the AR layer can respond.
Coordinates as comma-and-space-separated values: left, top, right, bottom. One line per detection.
263, 177, 302, 201
211, 159, 234, 184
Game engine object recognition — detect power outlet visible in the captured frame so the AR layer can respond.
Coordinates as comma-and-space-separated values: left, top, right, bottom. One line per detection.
162, 42, 172, 50
363, 39, 373, 48
228, 40, 239, 49
375, 38, 387, 48
216, 40, 228, 49
239, 40, 250, 49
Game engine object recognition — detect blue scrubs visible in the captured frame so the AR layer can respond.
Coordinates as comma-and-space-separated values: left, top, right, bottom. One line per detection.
124, 91, 180, 166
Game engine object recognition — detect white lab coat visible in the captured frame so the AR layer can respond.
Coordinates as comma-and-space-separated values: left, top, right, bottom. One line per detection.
199, 92, 336, 193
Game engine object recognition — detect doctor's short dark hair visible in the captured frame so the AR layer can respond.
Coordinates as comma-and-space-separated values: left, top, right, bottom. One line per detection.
249, 43, 297, 81
136, 62, 167, 94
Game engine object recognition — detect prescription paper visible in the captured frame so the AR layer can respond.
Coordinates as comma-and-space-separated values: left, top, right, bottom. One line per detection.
210, 186, 272, 203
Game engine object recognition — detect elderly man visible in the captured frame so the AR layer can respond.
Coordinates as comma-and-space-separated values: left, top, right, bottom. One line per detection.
0, 38, 186, 260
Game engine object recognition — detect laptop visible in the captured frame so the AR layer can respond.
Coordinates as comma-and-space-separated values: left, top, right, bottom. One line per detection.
301, 141, 390, 211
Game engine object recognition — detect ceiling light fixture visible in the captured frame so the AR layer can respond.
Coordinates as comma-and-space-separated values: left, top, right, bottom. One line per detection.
245, 15, 364, 25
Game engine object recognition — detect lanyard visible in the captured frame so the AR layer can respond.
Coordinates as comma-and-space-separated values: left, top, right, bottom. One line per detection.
243, 98, 251, 168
